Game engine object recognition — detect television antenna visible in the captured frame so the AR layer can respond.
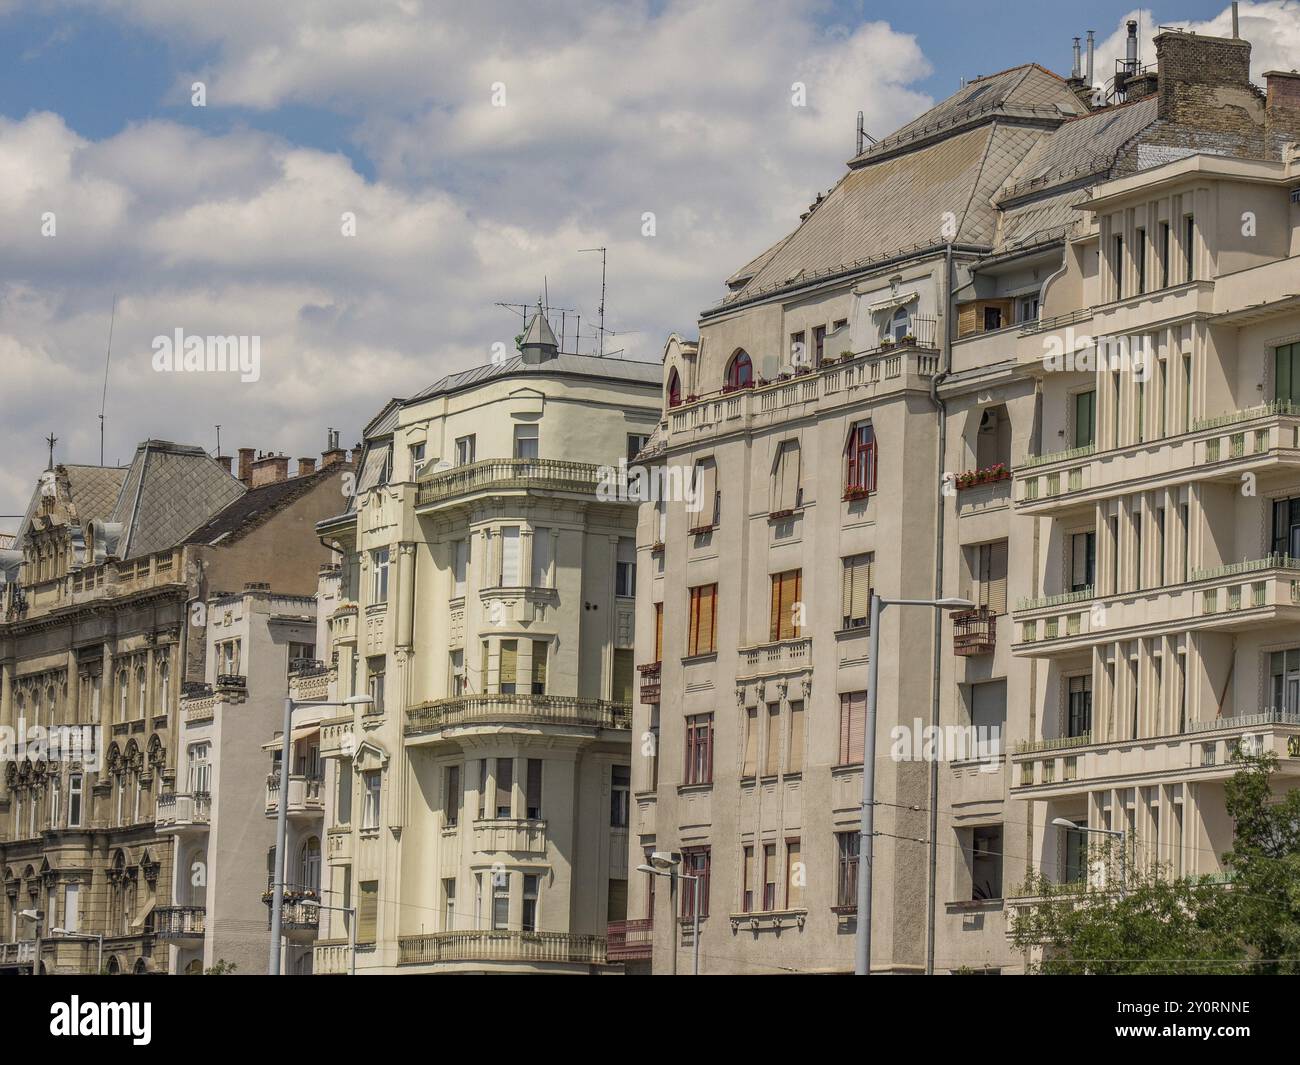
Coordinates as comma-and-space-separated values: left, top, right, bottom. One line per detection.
578, 247, 607, 356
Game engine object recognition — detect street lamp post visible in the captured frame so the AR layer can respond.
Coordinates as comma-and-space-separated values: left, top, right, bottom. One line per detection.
1051, 817, 1127, 896
637, 854, 701, 975
299, 900, 357, 975
855, 593, 973, 976
270, 693, 371, 975
50, 928, 103, 974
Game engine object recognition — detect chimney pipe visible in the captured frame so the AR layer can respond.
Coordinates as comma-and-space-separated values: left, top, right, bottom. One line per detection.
1232, 2, 1239, 38
215, 455, 233, 474
1072, 37, 1082, 80
237, 447, 255, 486
1086, 30, 1095, 85
1126, 20, 1139, 71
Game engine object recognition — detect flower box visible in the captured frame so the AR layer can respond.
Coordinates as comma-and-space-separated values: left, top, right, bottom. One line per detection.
955, 464, 1010, 491
842, 486, 871, 502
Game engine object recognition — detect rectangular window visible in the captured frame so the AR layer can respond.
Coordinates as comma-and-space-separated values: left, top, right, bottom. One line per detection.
681, 847, 710, 918
771, 440, 803, 512
1068, 675, 1093, 737
444, 765, 461, 828
653, 602, 663, 663
362, 772, 381, 830
63, 883, 80, 934
687, 584, 718, 656
684, 714, 714, 785
762, 843, 778, 910
768, 569, 803, 641
526, 758, 543, 819
499, 526, 521, 586
1071, 531, 1096, 591
367, 658, 385, 713
610, 765, 630, 828
68, 773, 83, 827
443, 879, 457, 930
1275, 342, 1300, 406
1136, 227, 1146, 294
836, 831, 859, 908
813, 325, 826, 365
522, 874, 539, 932
449, 649, 465, 697
742, 845, 755, 912
1114, 234, 1124, 296
358, 881, 378, 942
452, 538, 469, 597
741, 707, 758, 778
531, 640, 548, 695
495, 757, 513, 818
455, 435, 476, 466
841, 553, 873, 629
1063, 824, 1088, 885
478, 759, 488, 820
787, 701, 804, 774
689, 459, 719, 531
790, 330, 805, 363
1184, 215, 1195, 281
615, 537, 636, 597
786, 838, 803, 908
492, 877, 510, 930
975, 541, 1009, 614
763, 703, 781, 777
513, 423, 539, 459
370, 547, 390, 604
626, 434, 650, 463
499, 640, 517, 695
844, 424, 877, 494
1160, 221, 1170, 288
1074, 390, 1096, 449
839, 692, 866, 765
972, 826, 1003, 900
337, 759, 353, 825
530, 528, 551, 588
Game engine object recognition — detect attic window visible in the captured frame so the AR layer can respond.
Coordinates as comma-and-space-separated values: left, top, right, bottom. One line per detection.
965, 83, 992, 103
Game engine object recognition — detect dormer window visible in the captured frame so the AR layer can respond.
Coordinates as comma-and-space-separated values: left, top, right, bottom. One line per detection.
667, 369, 682, 409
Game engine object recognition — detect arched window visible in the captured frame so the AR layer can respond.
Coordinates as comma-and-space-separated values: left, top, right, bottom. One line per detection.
106, 955, 121, 975
844, 423, 878, 495
299, 837, 321, 894
158, 661, 170, 711
667, 369, 681, 408
118, 671, 128, 722
136, 667, 147, 717
725, 350, 753, 389
891, 307, 911, 342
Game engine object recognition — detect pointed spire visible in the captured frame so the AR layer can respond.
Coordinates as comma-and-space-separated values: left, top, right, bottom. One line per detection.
520, 301, 559, 364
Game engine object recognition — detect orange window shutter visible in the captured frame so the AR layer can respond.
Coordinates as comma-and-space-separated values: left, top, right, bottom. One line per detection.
769, 575, 782, 642
654, 603, 663, 663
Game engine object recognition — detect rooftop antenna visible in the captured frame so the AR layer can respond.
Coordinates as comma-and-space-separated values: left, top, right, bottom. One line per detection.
579, 247, 607, 356
45, 433, 58, 471
99, 293, 116, 466
215, 425, 222, 457
855, 111, 877, 154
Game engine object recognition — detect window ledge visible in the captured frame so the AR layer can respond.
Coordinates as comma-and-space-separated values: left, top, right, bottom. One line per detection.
676, 782, 713, 795
945, 898, 1005, 912
680, 652, 718, 665
729, 908, 808, 930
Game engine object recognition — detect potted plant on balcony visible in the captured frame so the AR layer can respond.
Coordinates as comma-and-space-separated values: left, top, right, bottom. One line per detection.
842, 486, 871, 502
838, 349, 855, 363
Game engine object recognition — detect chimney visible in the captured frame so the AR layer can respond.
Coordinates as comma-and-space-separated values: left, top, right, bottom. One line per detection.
237, 447, 255, 486
1154, 29, 1254, 125
321, 428, 347, 468
1071, 37, 1082, 81
250, 453, 289, 488
1086, 30, 1095, 86
1265, 71, 1300, 146
297, 457, 317, 477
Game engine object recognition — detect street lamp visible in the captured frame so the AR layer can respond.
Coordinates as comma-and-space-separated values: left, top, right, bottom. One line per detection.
50, 928, 103, 974
18, 909, 42, 977
855, 592, 974, 976
270, 693, 372, 975
637, 850, 702, 976
1051, 817, 1127, 895
298, 899, 357, 976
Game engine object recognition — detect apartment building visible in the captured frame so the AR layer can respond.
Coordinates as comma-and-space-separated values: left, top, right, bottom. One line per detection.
306, 311, 662, 974
633, 26, 1300, 975
0, 438, 350, 974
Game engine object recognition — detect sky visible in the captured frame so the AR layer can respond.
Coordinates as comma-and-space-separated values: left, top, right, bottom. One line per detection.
2, 0, 1298, 520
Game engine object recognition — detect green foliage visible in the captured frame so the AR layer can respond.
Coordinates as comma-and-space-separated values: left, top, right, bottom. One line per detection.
202, 959, 237, 975
1011, 754, 1300, 974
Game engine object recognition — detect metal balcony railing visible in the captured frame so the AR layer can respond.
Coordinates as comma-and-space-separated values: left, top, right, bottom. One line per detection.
952, 607, 996, 656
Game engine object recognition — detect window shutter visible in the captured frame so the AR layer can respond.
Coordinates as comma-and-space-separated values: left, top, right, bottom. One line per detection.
706, 715, 714, 782
694, 460, 718, 528
699, 585, 717, 653
988, 541, 1008, 615
842, 692, 866, 764
742, 707, 758, 777
499, 641, 517, 687
654, 603, 663, 663
531, 640, 548, 691
358, 882, 378, 942
769, 574, 782, 642
530, 528, 551, 587
841, 558, 853, 622
764, 703, 781, 776
744, 847, 756, 908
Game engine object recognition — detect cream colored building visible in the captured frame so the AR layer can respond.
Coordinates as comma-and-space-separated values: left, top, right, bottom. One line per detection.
306, 312, 663, 973
633, 29, 1300, 975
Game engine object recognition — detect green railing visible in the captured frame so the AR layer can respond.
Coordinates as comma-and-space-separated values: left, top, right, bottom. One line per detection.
416, 458, 601, 506
1016, 586, 1094, 612
1190, 554, 1300, 583
1192, 399, 1300, 432
1017, 442, 1095, 471
1015, 732, 1093, 754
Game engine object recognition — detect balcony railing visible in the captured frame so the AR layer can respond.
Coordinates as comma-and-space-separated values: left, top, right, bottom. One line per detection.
405, 695, 631, 736
265, 775, 325, 815
1017, 442, 1096, 471
638, 662, 661, 704
1016, 587, 1094, 613
416, 459, 600, 507
606, 918, 653, 962
155, 791, 211, 829
737, 637, 812, 676
952, 607, 996, 656
397, 930, 607, 967
1192, 398, 1300, 432
153, 906, 206, 939
0, 941, 34, 967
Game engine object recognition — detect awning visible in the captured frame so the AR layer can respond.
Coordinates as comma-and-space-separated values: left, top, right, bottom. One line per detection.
865, 290, 919, 314
132, 895, 156, 930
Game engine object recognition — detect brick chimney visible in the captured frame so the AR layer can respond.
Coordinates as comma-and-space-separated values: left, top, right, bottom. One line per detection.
250, 453, 289, 487
1155, 31, 1256, 127
1265, 70, 1300, 146
238, 447, 256, 486
215, 455, 233, 474
321, 428, 347, 468
297, 457, 317, 477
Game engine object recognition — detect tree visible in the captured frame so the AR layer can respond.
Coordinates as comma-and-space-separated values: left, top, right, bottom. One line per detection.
1011, 754, 1299, 974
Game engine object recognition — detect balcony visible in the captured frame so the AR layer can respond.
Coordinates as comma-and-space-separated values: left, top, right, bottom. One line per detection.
952, 607, 996, 656
0, 941, 34, 968
472, 817, 547, 856
152, 906, 206, 941
416, 458, 600, 509
313, 938, 352, 975
155, 791, 211, 833
405, 695, 631, 739
736, 637, 812, 679
606, 918, 653, 962
320, 715, 355, 758
265, 775, 325, 819
638, 662, 661, 704
1011, 708, 1300, 799
261, 885, 321, 944
289, 660, 331, 703
397, 930, 607, 967
326, 826, 352, 864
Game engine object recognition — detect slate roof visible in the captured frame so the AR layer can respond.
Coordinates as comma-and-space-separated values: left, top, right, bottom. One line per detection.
108, 440, 245, 559
184, 466, 337, 547
407, 350, 662, 403
14, 464, 127, 544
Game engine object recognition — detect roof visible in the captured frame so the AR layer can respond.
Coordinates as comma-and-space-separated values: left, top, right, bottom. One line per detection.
407, 351, 662, 403
109, 440, 245, 559
184, 466, 339, 547
14, 463, 127, 545
521, 306, 559, 349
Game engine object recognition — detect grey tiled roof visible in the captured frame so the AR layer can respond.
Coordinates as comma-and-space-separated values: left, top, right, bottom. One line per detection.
14, 464, 126, 544
407, 351, 662, 403
109, 440, 245, 559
